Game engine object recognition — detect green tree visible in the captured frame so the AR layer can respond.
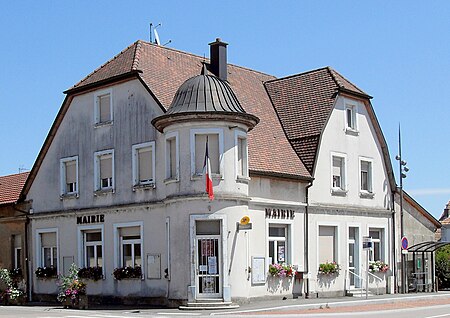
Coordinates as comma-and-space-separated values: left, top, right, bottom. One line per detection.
436, 245, 450, 289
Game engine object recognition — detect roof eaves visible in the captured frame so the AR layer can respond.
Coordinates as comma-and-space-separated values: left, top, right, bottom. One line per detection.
250, 169, 312, 181
403, 190, 441, 228
64, 70, 142, 95
339, 87, 373, 100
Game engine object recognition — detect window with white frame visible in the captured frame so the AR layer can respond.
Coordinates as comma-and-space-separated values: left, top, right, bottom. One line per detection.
94, 150, 114, 191
191, 129, 223, 177
37, 231, 58, 269
268, 224, 289, 264
319, 226, 337, 263
94, 89, 112, 124
345, 103, 357, 131
332, 155, 346, 192
235, 131, 248, 178
132, 142, 155, 186
60, 156, 78, 195
360, 159, 373, 193
369, 228, 384, 262
117, 226, 142, 268
82, 230, 103, 268
165, 132, 179, 181
13, 235, 22, 269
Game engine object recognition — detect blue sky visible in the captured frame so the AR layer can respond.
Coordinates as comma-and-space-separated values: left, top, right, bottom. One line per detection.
1, 1, 449, 218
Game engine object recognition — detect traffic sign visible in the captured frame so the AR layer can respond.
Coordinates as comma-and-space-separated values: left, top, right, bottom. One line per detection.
401, 236, 408, 250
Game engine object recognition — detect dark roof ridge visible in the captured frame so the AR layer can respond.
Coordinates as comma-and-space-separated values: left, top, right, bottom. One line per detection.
327, 66, 343, 88
137, 40, 276, 79
132, 40, 143, 71
71, 40, 140, 89
264, 66, 332, 84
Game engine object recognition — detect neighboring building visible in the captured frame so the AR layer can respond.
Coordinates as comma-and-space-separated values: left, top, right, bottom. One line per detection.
18, 38, 439, 305
0, 172, 30, 296
393, 191, 441, 292
437, 201, 450, 242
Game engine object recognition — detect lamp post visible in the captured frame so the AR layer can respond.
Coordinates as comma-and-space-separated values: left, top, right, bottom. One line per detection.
396, 125, 409, 293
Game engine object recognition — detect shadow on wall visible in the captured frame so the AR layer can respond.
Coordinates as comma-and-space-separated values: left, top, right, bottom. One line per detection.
317, 273, 339, 289
266, 276, 293, 294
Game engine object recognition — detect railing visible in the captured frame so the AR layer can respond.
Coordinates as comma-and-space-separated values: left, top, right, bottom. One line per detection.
347, 269, 364, 297
361, 266, 383, 295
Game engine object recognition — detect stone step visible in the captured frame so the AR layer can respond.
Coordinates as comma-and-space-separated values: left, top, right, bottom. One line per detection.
179, 300, 239, 310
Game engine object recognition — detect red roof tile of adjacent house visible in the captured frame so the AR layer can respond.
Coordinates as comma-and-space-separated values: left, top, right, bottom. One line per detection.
68, 41, 310, 179
0, 172, 29, 205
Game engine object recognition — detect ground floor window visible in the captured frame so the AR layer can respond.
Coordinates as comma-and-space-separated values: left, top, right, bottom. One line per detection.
36, 229, 58, 270
369, 228, 384, 261
114, 223, 143, 269
268, 224, 289, 264
319, 225, 337, 263
81, 229, 103, 268
13, 234, 22, 269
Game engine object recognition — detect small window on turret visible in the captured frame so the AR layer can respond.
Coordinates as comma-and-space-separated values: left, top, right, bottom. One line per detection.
235, 131, 248, 179
190, 128, 223, 178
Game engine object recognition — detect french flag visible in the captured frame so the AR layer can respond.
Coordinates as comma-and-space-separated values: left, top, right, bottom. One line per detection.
204, 137, 214, 201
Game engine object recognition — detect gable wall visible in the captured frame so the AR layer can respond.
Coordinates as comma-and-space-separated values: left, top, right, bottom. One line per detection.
310, 95, 392, 210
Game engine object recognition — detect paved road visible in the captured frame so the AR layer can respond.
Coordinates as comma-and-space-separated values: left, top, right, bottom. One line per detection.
1, 293, 450, 318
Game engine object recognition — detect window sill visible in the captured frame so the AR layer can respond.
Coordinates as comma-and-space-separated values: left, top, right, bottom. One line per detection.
236, 175, 251, 184
360, 191, 375, 199
331, 188, 348, 196
60, 193, 79, 200
133, 183, 156, 191
345, 128, 359, 136
191, 173, 222, 181
94, 120, 113, 128
164, 177, 179, 185
94, 188, 114, 196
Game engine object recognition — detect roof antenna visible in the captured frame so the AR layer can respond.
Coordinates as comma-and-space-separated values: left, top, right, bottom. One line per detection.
149, 22, 171, 46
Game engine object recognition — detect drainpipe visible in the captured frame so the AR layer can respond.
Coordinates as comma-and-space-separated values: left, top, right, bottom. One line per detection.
391, 191, 397, 294
13, 205, 31, 302
304, 181, 313, 298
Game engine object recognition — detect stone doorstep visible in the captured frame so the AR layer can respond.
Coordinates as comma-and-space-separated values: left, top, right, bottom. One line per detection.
346, 287, 376, 297
179, 299, 240, 310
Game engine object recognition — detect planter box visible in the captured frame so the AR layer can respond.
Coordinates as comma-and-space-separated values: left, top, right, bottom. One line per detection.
62, 295, 88, 309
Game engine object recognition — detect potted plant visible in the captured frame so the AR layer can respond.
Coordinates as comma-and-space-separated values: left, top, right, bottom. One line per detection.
369, 260, 389, 273
268, 263, 295, 278
57, 264, 88, 309
318, 261, 340, 275
113, 266, 142, 280
0, 268, 25, 305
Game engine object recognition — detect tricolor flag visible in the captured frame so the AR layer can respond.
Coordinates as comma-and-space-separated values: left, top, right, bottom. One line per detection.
204, 137, 214, 201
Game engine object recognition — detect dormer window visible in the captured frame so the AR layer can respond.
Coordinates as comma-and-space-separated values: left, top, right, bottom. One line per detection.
94, 89, 113, 125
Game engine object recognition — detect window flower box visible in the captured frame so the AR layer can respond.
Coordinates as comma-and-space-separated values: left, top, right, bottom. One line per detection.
35, 266, 57, 279
268, 264, 295, 278
78, 267, 103, 281
113, 266, 142, 280
318, 262, 340, 275
369, 261, 389, 273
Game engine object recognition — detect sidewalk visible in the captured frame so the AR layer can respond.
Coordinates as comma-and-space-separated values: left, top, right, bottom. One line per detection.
210, 291, 450, 315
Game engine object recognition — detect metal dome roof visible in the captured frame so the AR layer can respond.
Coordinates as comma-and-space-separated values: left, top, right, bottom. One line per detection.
165, 72, 246, 115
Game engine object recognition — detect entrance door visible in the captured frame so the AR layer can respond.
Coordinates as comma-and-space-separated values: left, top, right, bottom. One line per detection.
194, 220, 222, 299
348, 227, 360, 287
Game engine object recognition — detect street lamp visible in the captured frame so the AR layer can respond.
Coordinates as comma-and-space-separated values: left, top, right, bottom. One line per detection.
396, 126, 409, 293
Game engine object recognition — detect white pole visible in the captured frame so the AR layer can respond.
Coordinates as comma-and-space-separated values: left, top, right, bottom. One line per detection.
366, 250, 369, 299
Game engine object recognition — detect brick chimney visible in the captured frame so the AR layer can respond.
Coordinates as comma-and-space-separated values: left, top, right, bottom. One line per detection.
209, 38, 228, 81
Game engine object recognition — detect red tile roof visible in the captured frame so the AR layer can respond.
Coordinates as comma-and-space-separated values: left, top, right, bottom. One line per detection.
68, 41, 311, 179
0, 172, 29, 205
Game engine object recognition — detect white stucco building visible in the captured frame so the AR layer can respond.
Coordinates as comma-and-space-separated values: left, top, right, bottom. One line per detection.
19, 38, 439, 306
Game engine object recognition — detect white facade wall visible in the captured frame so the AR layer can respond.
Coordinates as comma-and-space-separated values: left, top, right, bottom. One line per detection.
27, 79, 309, 303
